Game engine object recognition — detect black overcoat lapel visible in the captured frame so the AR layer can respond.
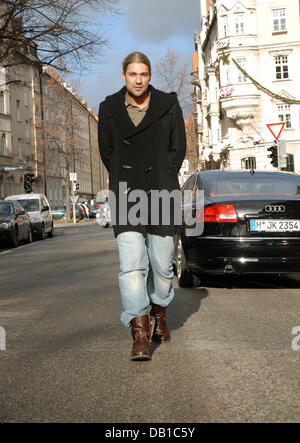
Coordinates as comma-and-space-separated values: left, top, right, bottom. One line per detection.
107, 85, 177, 138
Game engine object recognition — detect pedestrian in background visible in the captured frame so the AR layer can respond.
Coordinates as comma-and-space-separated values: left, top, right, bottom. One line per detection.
98, 52, 186, 361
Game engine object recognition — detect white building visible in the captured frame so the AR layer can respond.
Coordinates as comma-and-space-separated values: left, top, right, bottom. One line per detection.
197, 0, 300, 173
0, 45, 44, 199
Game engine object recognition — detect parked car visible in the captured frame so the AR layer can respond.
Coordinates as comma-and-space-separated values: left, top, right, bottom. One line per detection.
0, 200, 32, 247
5, 193, 54, 239
173, 170, 300, 287
70, 204, 84, 220
96, 201, 112, 228
51, 206, 66, 220
79, 203, 89, 219
87, 204, 98, 218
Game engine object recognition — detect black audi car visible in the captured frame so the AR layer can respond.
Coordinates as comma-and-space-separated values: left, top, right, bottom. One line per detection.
174, 170, 300, 287
0, 200, 32, 247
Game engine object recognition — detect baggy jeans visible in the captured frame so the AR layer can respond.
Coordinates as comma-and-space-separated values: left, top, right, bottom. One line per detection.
117, 231, 175, 328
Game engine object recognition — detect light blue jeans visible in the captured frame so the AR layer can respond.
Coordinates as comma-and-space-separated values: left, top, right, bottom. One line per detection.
117, 231, 175, 328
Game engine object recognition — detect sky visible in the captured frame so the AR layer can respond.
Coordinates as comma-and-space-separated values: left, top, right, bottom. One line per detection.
74, 0, 201, 113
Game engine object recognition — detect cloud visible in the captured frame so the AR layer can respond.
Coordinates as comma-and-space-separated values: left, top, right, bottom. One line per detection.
119, 0, 200, 43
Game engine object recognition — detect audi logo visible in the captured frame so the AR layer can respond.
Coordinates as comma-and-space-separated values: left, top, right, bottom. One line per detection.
265, 205, 286, 213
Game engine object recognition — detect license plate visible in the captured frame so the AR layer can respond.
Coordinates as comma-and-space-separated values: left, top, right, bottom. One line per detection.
250, 219, 300, 232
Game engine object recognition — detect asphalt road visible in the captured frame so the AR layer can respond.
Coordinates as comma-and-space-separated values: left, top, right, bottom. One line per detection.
0, 222, 300, 423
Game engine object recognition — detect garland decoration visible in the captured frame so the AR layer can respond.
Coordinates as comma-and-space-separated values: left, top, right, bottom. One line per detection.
220, 52, 300, 105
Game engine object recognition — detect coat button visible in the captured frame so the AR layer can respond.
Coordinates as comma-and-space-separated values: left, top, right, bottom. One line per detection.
122, 165, 133, 170
146, 166, 153, 172
122, 139, 131, 145
146, 189, 152, 194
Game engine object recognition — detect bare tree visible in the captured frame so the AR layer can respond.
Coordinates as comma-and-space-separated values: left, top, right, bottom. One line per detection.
0, 0, 119, 73
153, 49, 193, 113
40, 69, 91, 220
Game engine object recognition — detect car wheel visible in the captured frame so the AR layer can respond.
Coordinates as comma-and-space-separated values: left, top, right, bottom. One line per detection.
40, 224, 46, 240
11, 227, 19, 248
26, 226, 33, 244
48, 224, 54, 238
176, 237, 201, 288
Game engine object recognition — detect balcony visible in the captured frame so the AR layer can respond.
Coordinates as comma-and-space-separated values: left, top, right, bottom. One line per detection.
220, 82, 260, 128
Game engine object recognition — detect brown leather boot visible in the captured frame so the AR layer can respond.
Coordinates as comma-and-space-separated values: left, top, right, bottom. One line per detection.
151, 304, 171, 342
131, 314, 151, 361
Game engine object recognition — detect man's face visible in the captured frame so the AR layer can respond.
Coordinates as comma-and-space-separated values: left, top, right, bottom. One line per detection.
122, 63, 151, 97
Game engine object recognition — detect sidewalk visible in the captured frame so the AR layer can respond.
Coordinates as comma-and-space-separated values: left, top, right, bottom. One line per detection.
54, 219, 97, 228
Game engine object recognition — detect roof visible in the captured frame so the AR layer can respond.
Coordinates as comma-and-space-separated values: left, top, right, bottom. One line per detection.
197, 170, 299, 177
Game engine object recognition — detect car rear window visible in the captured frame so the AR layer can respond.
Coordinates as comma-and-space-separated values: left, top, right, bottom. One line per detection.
206, 176, 300, 197
0, 202, 13, 216
16, 199, 40, 211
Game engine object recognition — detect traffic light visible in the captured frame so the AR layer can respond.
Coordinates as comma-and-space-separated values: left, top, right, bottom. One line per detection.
71, 181, 80, 194
23, 173, 35, 193
267, 143, 278, 168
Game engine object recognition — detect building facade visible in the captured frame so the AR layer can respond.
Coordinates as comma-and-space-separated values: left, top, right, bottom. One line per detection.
39, 68, 106, 208
0, 45, 44, 199
196, 0, 300, 173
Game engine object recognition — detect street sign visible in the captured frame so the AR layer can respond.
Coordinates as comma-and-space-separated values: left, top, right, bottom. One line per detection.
181, 160, 189, 172
70, 195, 79, 204
69, 172, 77, 182
2, 165, 25, 171
266, 122, 285, 141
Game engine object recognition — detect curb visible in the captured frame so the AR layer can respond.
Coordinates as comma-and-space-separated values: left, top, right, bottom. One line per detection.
54, 220, 98, 228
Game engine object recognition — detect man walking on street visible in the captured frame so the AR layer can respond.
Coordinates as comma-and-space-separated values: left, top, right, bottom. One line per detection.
98, 52, 186, 361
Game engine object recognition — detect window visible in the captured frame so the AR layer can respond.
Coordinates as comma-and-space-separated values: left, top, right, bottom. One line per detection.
278, 104, 291, 128
17, 99, 21, 121
24, 86, 28, 106
241, 157, 256, 170
235, 13, 245, 35
272, 9, 287, 33
25, 121, 29, 139
275, 55, 289, 79
222, 15, 228, 37
281, 154, 294, 172
1, 133, 6, 155
236, 58, 247, 83
18, 138, 22, 158
0, 91, 4, 114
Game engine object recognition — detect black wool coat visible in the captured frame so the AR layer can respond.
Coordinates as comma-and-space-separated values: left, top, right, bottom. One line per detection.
98, 85, 186, 238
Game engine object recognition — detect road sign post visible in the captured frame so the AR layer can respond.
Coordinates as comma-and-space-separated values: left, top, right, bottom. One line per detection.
70, 181, 79, 224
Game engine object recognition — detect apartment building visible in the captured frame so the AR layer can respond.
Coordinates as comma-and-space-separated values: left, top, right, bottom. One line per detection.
0, 44, 44, 199
196, 0, 300, 173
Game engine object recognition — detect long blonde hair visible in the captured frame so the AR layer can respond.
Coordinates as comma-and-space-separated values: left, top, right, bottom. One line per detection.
122, 52, 151, 75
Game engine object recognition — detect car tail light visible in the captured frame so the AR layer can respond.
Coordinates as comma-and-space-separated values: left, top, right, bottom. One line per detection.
203, 204, 238, 223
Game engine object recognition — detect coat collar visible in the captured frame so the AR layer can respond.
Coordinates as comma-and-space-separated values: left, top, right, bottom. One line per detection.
105, 85, 177, 138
